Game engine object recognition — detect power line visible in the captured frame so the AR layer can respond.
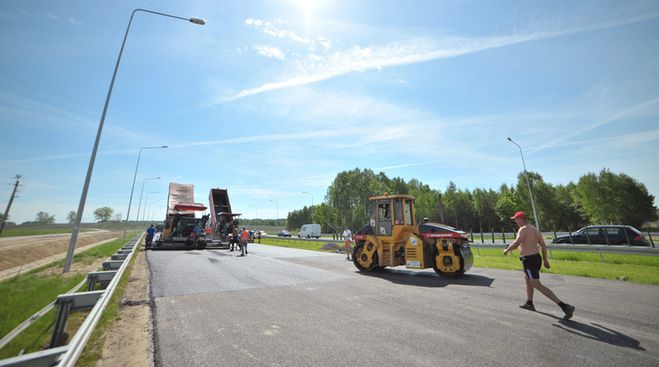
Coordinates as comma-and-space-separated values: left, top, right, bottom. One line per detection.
0, 175, 23, 236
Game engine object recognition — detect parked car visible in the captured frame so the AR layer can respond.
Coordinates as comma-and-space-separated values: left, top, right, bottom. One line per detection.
277, 230, 292, 237
552, 225, 650, 246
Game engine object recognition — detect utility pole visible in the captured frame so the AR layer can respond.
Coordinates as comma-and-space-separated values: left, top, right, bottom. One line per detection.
0, 175, 22, 236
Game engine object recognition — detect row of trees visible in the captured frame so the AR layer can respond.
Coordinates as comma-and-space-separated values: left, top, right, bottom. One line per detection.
8, 207, 121, 225
287, 168, 657, 233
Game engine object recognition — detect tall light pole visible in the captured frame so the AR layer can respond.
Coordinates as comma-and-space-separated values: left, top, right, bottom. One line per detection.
269, 199, 279, 224
145, 200, 160, 223
507, 137, 540, 230
63, 8, 205, 273
124, 147, 167, 238
150, 205, 162, 221
136, 177, 162, 222
141, 191, 160, 221
250, 205, 258, 219
302, 191, 314, 223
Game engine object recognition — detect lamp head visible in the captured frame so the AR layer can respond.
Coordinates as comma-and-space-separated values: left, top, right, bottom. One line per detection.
189, 17, 206, 25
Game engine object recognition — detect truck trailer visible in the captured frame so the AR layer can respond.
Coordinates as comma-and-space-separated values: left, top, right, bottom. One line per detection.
207, 188, 241, 246
151, 182, 208, 250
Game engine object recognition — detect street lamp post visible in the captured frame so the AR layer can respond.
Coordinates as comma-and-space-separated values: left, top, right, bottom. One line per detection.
136, 177, 162, 223
63, 8, 205, 273
146, 200, 160, 223
302, 191, 314, 223
150, 205, 162, 221
507, 137, 540, 230
124, 147, 167, 238
141, 191, 160, 221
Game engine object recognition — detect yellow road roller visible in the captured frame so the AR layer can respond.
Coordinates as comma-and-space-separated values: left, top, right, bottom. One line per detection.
353, 194, 473, 277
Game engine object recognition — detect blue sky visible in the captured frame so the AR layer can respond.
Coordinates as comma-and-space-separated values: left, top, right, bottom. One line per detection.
1, 0, 658, 224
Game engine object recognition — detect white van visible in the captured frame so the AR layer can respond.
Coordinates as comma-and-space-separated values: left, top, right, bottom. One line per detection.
298, 224, 321, 239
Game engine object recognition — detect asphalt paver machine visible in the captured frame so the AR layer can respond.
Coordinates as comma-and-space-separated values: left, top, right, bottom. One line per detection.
353, 194, 473, 277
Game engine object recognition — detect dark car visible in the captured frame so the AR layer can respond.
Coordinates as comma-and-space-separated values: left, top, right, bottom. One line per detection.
552, 225, 650, 246
277, 230, 292, 237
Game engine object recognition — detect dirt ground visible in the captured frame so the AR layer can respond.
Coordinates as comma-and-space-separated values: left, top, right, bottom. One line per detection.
96, 247, 151, 367
0, 230, 119, 273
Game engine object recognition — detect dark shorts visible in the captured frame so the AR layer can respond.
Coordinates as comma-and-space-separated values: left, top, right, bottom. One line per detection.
520, 253, 542, 279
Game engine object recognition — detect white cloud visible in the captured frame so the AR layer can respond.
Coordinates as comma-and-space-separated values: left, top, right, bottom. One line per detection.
222, 12, 659, 102
245, 18, 312, 45
254, 45, 286, 60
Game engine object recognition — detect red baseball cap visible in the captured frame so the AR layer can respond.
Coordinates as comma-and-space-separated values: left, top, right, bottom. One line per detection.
510, 211, 527, 220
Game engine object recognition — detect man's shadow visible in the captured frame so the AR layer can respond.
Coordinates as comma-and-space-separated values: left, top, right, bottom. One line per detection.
536, 311, 645, 351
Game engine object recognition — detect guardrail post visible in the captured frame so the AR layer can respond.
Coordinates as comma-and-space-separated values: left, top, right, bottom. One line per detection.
603, 230, 611, 246
470, 230, 474, 242
648, 232, 655, 248
502, 229, 506, 244
480, 231, 484, 243
86, 273, 98, 291
553, 231, 557, 242
586, 232, 592, 246
50, 301, 72, 348
623, 228, 632, 246
568, 228, 574, 245
491, 230, 495, 244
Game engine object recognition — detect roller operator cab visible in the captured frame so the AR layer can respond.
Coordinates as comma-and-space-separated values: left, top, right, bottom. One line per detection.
352, 194, 473, 277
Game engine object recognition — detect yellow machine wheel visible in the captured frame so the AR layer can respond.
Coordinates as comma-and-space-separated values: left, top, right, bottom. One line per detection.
353, 242, 378, 272
431, 245, 463, 278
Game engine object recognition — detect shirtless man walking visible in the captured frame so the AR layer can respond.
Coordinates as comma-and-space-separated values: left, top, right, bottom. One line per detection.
504, 211, 575, 319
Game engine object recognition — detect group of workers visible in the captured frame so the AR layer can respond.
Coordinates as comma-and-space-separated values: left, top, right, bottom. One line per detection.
229, 226, 251, 256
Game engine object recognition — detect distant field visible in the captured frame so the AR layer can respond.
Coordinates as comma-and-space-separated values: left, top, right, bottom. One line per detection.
0, 227, 92, 237
259, 237, 659, 285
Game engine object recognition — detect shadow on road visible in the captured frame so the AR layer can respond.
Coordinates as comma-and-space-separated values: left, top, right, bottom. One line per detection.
536, 311, 645, 351
358, 268, 494, 288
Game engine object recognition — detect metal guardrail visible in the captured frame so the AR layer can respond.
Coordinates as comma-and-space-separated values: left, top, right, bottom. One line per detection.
0, 233, 144, 367
262, 235, 659, 256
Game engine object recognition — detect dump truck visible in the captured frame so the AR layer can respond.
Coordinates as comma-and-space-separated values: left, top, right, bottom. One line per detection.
151, 182, 209, 250
207, 188, 241, 246
353, 193, 473, 277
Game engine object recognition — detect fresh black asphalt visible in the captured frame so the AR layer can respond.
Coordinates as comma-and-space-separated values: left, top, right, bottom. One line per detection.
147, 244, 659, 367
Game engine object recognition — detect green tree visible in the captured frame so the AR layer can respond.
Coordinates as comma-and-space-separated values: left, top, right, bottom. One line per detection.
67, 210, 77, 223
442, 182, 475, 230
495, 185, 519, 231
35, 211, 55, 224
573, 169, 657, 228
93, 207, 114, 222
472, 188, 500, 232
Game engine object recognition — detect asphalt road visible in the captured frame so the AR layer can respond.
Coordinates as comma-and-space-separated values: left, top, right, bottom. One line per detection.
148, 244, 659, 367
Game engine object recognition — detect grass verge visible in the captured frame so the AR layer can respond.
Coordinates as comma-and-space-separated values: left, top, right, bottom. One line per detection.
260, 237, 327, 251
0, 233, 137, 358
76, 239, 142, 367
261, 238, 659, 285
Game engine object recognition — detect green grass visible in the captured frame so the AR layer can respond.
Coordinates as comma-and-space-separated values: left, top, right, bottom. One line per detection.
260, 237, 328, 251
77, 241, 142, 367
0, 227, 92, 238
472, 247, 659, 284
260, 237, 659, 285
0, 233, 138, 358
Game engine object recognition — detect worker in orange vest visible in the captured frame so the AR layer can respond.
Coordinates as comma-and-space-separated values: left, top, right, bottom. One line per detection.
239, 227, 250, 256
